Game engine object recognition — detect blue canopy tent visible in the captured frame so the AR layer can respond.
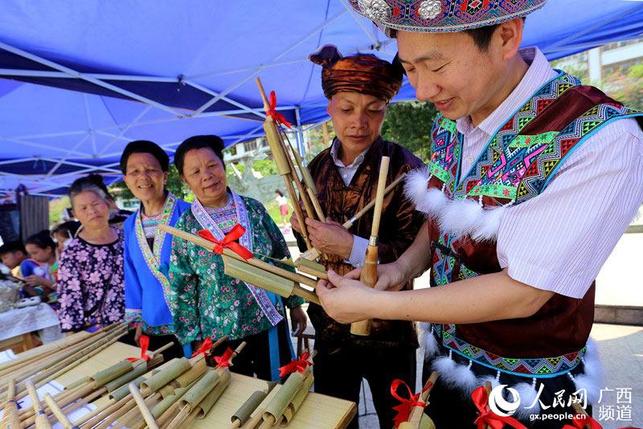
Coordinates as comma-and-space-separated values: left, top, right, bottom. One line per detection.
0, 0, 641, 196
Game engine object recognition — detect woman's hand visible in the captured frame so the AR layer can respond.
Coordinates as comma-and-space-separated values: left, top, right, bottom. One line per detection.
345, 261, 407, 291
316, 270, 378, 323
134, 324, 143, 345
289, 306, 308, 336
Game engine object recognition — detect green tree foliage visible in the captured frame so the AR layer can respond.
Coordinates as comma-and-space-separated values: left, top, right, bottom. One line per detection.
381, 101, 437, 163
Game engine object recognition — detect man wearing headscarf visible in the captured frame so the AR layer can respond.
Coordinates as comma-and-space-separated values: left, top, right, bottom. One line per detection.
317, 1, 643, 427
291, 46, 425, 429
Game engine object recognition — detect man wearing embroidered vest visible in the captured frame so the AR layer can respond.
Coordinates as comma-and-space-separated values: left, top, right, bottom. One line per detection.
291, 46, 425, 429
316, 1, 643, 427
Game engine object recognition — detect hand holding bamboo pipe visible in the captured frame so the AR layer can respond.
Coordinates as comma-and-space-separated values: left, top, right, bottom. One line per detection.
300, 172, 407, 261
398, 372, 438, 429
350, 156, 390, 336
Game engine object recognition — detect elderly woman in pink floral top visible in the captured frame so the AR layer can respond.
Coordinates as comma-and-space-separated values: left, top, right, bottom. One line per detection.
57, 174, 124, 332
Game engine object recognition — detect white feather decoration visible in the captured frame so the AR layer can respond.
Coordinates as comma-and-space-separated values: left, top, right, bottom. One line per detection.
431, 356, 457, 388
512, 380, 540, 419
439, 198, 484, 237
451, 362, 479, 394
470, 206, 507, 241
418, 323, 439, 358
574, 338, 603, 404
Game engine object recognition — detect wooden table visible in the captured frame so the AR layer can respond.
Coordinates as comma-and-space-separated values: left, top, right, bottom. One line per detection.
55, 342, 356, 429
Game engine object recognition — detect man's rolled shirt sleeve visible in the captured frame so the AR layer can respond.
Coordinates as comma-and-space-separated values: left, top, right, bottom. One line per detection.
497, 119, 643, 298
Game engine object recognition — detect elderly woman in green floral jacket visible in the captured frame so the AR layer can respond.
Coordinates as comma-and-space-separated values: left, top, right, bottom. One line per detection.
168, 135, 307, 381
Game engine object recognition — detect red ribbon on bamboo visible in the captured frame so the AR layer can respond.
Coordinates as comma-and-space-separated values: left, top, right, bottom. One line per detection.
215, 347, 235, 368
391, 379, 425, 428
197, 224, 253, 260
192, 337, 214, 357
471, 386, 526, 429
128, 334, 151, 362
268, 90, 292, 129
278, 352, 312, 378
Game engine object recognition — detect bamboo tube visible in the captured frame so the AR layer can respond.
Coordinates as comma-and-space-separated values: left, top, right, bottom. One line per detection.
262, 367, 311, 426
1, 324, 126, 388
140, 358, 192, 395
222, 254, 320, 305
3, 379, 22, 429
76, 391, 130, 428
172, 355, 206, 388
256, 77, 314, 251
177, 371, 219, 409
15, 324, 128, 394
164, 404, 190, 429
307, 188, 325, 222
43, 394, 77, 429
159, 224, 320, 290
294, 259, 328, 280
104, 359, 150, 392
279, 372, 314, 425
129, 383, 159, 429
350, 156, 390, 336
195, 370, 230, 418
25, 381, 51, 429
300, 172, 407, 261
399, 372, 439, 429
230, 385, 274, 428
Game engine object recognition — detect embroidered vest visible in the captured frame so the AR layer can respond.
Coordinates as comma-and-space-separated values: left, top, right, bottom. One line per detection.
426, 72, 641, 376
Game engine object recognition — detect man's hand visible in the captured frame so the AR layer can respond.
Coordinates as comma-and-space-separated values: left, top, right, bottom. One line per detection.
345, 261, 407, 291
290, 213, 303, 234
289, 306, 308, 336
316, 270, 377, 323
305, 218, 353, 259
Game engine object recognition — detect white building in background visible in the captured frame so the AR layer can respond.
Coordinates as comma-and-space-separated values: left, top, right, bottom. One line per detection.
555, 37, 642, 84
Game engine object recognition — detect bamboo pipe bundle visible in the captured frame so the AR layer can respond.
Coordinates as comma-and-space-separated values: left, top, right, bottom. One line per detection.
300, 172, 407, 261
25, 381, 51, 429
160, 343, 245, 429
20, 354, 163, 428
159, 224, 320, 304
222, 254, 319, 305
350, 156, 390, 336
13, 324, 128, 411
2, 379, 22, 429
259, 367, 313, 429
278, 371, 315, 425
140, 358, 192, 396
256, 77, 325, 254
229, 383, 276, 429
0, 323, 123, 378
398, 372, 438, 429
0, 324, 126, 388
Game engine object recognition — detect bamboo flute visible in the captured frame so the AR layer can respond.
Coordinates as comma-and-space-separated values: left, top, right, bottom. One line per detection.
350, 156, 390, 336
3, 379, 22, 429
300, 172, 407, 261
25, 381, 51, 429
129, 383, 160, 429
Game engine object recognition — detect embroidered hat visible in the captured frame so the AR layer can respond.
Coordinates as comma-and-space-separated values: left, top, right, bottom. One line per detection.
309, 45, 403, 102
349, 0, 546, 34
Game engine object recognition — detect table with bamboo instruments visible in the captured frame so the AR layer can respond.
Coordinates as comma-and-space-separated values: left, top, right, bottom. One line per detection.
50, 342, 356, 429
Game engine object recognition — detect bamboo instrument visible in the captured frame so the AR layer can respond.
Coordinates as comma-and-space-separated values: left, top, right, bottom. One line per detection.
300, 172, 407, 261
159, 224, 320, 304
260, 366, 313, 429
399, 372, 438, 429
3, 379, 22, 429
229, 383, 276, 429
350, 156, 390, 336
25, 381, 51, 429
256, 77, 326, 254
129, 383, 160, 429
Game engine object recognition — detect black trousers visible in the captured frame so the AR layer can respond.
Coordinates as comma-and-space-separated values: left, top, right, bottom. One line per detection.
209, 319, 294, 381
422, 355, 592, 429
313, 340, 417, 429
